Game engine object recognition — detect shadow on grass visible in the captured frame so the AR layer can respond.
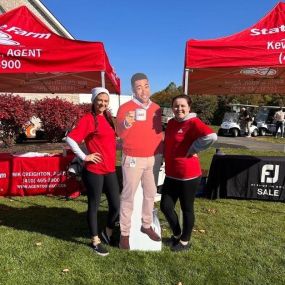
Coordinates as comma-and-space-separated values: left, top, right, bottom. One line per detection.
0, 202, 112, 245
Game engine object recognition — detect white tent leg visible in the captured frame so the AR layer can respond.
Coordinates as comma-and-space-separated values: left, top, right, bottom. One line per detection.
184, 69, 189, 95
101, 71, 105, 88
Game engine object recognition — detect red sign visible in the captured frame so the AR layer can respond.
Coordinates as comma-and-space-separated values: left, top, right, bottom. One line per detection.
0, 153, 81, 197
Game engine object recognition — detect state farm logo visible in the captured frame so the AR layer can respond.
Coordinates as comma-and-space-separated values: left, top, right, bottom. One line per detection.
261, 164, 280, 183
240, 67, 277, 76
250, 25, 285, 36
0, 31, 19, 46
0, 25, 51, 46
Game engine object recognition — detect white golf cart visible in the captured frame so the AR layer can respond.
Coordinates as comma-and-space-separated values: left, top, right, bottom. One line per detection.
218, 104, 259, 137
161, 107, 174, 129
255, 106, 284, 136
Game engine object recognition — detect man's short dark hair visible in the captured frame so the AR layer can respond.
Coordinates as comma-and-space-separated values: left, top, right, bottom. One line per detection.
131, 73, 148, 88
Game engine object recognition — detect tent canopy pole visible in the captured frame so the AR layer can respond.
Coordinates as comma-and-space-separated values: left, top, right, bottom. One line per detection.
184, 68, 189, 95
101, 71, 105, 88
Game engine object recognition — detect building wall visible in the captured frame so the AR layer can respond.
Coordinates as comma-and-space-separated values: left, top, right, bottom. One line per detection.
18, 93, 80, 104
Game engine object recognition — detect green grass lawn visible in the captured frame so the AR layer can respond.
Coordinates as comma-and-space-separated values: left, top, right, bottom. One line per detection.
254, 136, 285, 144
1, 147, 285, 285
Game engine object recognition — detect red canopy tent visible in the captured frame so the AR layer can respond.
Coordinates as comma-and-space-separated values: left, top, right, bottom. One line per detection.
184, 2, 285, 95
0, 6, 120, 94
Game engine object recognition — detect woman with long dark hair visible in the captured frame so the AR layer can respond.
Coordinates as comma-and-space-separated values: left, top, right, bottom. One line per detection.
66, 87, 120, 256
160, 94, 217, 252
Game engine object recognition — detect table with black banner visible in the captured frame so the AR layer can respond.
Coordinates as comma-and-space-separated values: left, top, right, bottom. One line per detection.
206, 154, 285, 202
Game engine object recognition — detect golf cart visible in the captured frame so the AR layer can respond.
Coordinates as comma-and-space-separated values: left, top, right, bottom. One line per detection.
161, 107, 174, 129
255, 106, 284, 136
218, 104, 259, 137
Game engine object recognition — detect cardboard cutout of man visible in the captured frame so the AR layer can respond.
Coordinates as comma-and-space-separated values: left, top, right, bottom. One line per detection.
116, 73, 163, 250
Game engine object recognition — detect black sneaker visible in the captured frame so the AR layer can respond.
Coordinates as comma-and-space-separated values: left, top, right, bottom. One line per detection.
165, 235, 180, 247
171, 241, 191, 252
170, 235, 180, 247
90, 243, 109, 256
101, 230, 111, 245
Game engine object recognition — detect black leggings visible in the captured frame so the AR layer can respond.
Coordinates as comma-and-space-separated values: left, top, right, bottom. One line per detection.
82, 169, 120, 237
160, 176, 201, 242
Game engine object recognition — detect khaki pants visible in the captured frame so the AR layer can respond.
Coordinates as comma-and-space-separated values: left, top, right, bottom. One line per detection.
245, 121, 252, 135
120, 154, 161, 236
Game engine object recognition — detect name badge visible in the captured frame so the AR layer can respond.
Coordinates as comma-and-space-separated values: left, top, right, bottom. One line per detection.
129, 157, 136, 167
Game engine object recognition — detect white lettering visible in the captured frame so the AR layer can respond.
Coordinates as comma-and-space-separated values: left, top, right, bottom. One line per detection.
0, 173, 6, 178
6, 26, 24, 34
1, 59, 21, 69
268, 27, 279, 34
7, 48, 42, 57
250, 28, 261, 36
267, 40, 285, 50
22, 171, 51, 177
257, 188, 280, 197
251, 24, 285, 36
5, 26, 51, 39
267, 41, 274, 49
261, 164, 280, 183
261, 28, 268, 35
23, 178, 36, 183
16, 183, 67, 189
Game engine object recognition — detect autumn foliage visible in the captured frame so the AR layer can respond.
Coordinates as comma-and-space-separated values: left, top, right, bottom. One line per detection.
34, 97, 84, 142
0, 93, 33, 146
0, 94, 93, 146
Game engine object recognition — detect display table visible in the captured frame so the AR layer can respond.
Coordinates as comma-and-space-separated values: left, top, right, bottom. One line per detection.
206, 154, 285, 201
0, 152, 81, 197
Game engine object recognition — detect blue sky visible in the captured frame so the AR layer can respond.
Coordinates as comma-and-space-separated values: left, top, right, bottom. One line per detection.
41, 0, 280, 94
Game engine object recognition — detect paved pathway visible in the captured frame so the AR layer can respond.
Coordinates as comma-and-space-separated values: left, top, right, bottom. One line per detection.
214, 136, 285, 152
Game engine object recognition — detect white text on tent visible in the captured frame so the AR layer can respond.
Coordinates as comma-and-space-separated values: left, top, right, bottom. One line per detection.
7, 48, 42, 57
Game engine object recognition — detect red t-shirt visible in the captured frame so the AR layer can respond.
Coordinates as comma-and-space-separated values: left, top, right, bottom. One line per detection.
68, 113, 116, 174
164, 117, 214, 180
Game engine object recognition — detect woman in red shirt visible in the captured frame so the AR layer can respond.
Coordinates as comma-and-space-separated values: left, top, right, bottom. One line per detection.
160, 94, 217, 252
66, 87, 120, 256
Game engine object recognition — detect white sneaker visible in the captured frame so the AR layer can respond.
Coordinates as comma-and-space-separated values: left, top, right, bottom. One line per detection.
154, 193, 162, 202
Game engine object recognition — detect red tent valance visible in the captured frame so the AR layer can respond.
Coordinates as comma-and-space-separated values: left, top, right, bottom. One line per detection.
0, 6, 120, 94
184, 2, 285, 95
